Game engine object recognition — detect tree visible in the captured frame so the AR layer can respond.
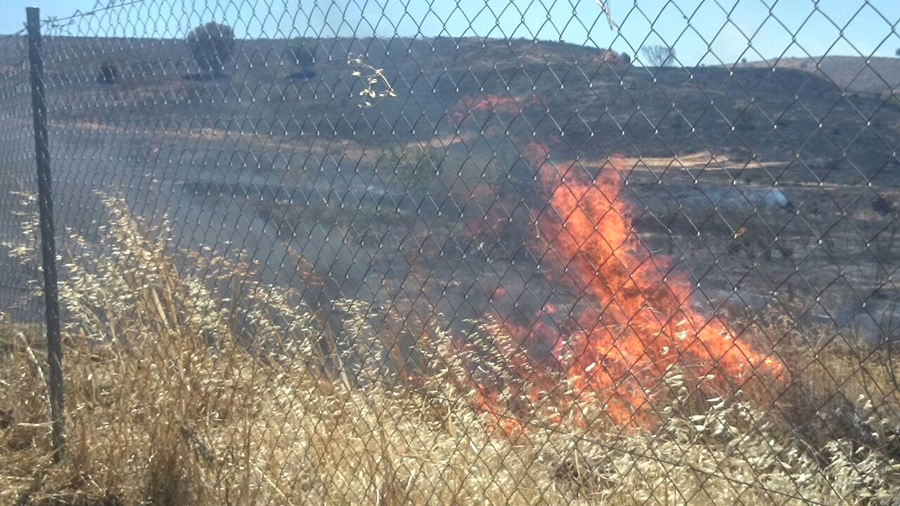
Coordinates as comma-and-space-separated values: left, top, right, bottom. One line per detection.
641, 45, 675, 67
186, 22, 235, 75
896, 48, 900, 57
288, 40, 318, 79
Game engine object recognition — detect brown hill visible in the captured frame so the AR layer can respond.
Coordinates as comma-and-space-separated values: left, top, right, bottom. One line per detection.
3, 36, 895, 170
2, 36, 899, 341
744, 55, 900, 99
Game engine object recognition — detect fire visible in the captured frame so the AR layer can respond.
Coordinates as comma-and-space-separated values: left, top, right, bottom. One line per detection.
534, 140, 783, 426
448, 94, 784, 432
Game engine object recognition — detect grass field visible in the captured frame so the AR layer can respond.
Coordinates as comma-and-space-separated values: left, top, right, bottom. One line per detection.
1, 194, 899, 505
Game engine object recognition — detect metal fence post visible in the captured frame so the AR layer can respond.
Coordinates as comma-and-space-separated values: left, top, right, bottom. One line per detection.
26, 6, 65, 463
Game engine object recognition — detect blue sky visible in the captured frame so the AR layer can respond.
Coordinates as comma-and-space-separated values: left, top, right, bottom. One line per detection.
2, 0, 899, 66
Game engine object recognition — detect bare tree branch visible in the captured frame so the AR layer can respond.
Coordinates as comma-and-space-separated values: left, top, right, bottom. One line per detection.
641, 45, 675, 67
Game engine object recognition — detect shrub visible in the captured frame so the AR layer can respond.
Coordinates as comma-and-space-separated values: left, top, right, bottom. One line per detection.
186, 21, 235, 74
96, 62, 119, 85
288, 41, 318, 79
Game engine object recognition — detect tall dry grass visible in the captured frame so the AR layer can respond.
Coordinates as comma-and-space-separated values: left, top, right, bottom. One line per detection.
1, 194, 899, 505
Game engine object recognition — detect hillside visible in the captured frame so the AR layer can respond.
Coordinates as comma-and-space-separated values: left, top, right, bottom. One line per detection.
1, 36, 893, 167
2, 36, 898, 160
744, 55, 900, 99
2, 36, 900, 335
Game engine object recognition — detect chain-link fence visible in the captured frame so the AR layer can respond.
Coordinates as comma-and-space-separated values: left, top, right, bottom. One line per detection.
0, 29, 40, 324
2, 0, 900, 503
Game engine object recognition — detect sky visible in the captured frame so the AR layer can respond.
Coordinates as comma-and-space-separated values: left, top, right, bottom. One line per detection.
1, 0, 898, 67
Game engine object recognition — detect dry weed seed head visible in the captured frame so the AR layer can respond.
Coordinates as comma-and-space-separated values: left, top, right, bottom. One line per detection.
348, 53, 397, 107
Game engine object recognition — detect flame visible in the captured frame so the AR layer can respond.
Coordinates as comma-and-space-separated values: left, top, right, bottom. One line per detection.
448, 94, 784, 431
525, 139, 783, 425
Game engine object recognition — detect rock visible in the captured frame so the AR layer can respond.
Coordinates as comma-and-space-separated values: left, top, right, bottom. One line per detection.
762, 188, 795, 213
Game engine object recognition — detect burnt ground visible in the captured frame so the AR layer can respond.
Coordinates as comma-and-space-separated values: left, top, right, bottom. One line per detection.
0, 35, 899, 377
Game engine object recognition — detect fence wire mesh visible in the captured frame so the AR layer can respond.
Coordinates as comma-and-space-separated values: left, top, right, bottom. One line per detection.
0, 31, 41, 324
2, 0, 900, 504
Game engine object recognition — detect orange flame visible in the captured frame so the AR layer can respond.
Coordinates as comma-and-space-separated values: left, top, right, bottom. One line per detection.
525, 139, 784, 425
447, 94, 784, 431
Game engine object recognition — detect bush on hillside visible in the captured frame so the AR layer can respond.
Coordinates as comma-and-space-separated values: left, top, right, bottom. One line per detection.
288, 40, 318, 79
186, 21, 235, 75
96, 62, 119, 85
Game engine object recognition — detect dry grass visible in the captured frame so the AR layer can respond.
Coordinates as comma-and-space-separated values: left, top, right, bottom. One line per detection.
1, 195, 900, 505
